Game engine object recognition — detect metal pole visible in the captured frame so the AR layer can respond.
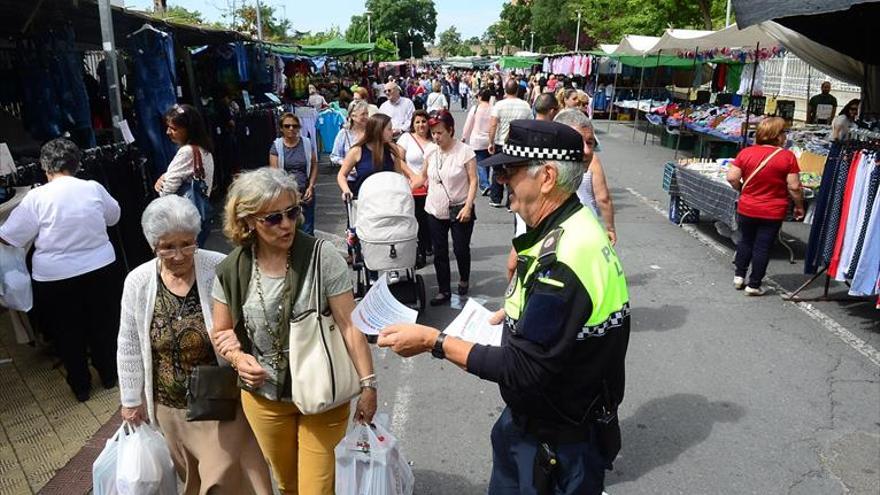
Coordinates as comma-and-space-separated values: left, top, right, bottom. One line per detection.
530, 32, 534, 53
644, 50, 662, 145
410, 41, 414, 60
255, 0, 263, 41
574, 11, 581, 52
632, 62, 646, 141
393, 31, 399, 59
590, 56, 600, 116
607, 60, 619, 131
675, 46, 699, 160
806, 66, 812, 123
725, 0, 732, 27
742, 42, 760, 148
97, 0, 123, 141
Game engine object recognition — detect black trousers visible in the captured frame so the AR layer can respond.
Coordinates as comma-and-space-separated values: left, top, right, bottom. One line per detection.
428, 214, 475, 294
33, 262, 122, 395
734, 214, 782, 289
414, 194, 431, 256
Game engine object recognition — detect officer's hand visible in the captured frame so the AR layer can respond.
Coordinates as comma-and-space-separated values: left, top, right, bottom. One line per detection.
489, 308, 506, 326
378, 324, 439, 357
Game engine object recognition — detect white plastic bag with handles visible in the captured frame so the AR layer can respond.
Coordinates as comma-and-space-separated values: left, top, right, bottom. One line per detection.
0, 244, 32, 311
335, 414, 414, 495
92, 425, 125, 495
115, 424, 176, 495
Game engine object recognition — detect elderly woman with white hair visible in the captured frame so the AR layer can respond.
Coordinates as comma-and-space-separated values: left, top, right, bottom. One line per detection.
210, 167, 376, 494
116, 195, 271, 494
0, 138, 121, 402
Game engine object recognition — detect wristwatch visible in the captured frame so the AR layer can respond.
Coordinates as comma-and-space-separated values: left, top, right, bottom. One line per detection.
431, 332, 447, 360
359, 376, 378, 390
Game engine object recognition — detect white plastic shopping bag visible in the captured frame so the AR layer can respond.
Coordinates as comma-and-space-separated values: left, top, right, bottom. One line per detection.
335, 415, 414, 495
0, 244, 32, 311
115, 424, 176, 495
92, 425, 125, 495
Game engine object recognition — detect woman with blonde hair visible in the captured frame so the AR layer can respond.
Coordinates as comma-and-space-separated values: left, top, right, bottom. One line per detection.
426, 81, 449, 113
211, 168, 377, 494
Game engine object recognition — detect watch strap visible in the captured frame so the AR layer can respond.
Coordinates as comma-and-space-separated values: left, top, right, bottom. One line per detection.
431, 332, 447, 359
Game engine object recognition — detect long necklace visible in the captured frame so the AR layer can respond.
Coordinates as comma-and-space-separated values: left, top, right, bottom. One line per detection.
159, 267, 195, 385
253, 248, 291, 370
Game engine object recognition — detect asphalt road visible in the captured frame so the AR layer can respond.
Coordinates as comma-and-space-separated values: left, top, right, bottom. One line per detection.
209, 105, 879, 494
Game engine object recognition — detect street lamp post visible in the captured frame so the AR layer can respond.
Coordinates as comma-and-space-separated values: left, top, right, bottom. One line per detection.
574, 10, 582, 52
530, 31, 534, 53
409, 40, 414, 60
521, 39, 524, 51
255, 0, 264, 41
366, 10, 372, 62
393, 31, 399, 59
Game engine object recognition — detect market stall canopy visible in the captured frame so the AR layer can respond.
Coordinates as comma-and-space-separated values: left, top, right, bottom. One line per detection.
615, 54, 702, 68
0, 0, 253, 47
599, 44, 619, 55
612, 35, 661, 56
298, 38, 382, 57
733, 0, 879, 65
647, 25, 778, 53
498, 56, 541, 69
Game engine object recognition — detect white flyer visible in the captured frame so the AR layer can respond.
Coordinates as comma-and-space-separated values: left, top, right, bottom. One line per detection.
351, 274, 418, 335
118, 120, 136, 144
442, 298, 503, 347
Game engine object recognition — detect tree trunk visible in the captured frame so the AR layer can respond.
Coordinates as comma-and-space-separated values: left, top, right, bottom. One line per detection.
153, 0, 167, 14
697, 0, 713, 29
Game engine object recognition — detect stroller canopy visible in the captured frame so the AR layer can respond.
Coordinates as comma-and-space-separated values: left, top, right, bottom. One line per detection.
355, 172, 418, 243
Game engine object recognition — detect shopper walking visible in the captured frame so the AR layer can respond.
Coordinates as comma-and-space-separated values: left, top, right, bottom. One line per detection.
727, 117, 805, 295
117, 195, 272, 494
419, 111, 478, 305
459, 78, 471, 110
397, 110, 434, 268
210, 168, 377, 495
337, 113, 412, 199
831, 99, 860, 142
426, 82, 449, 114
0, 138, 121, 402
378, 82, 415, 137
461, 88, 494, 194
269, 113, 319, 235
487, 80, 532, 207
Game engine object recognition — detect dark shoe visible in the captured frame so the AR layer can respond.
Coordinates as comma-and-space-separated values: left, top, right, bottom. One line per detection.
429, 293, 451, 306
481, 187, 490, 197
102, 377, 117, 389
74, 389, 90, 402
425, 248, 433, 257
415, 254, 427, 269
458, 282, 469, 296
489, 201, 503, 208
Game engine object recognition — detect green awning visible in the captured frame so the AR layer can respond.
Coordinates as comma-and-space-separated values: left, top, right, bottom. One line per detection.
613, 54, 701, 68
299, 38, 377, 57
498, 56, 541, 69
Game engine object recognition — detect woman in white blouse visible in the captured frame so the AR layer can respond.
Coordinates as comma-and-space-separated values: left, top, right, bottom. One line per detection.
417, 110, 477, 305
0, 138, 121, 402
117, 195, 271, 494
396, 109, 433, 268
154, 104, 215, 198
426, 82, 449, 114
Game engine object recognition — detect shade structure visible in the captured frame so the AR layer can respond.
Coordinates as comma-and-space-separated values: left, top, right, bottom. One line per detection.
733, 0, 879, 65
299, 38, 379, 57
647, 24, 779, 54
613, 35, 661, 56
498, 56, 541, 69
614, 54, 701, 68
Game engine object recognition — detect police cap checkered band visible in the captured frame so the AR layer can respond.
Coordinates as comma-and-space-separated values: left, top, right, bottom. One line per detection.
501, 144, 583, 162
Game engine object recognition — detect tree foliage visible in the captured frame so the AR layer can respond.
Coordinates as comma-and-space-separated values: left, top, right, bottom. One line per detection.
438, 26, 462, 57
362, 0, 437, 58
229, 3, 292, 42
297, 26, 344, 46
148, 5, 204, 26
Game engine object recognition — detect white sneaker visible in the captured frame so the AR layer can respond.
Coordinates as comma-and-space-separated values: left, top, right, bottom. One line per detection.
733, 276, 745, 290
744, 286, 765, 296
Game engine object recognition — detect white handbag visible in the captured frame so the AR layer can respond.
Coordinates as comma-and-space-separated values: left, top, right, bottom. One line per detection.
289, 240, 361, 414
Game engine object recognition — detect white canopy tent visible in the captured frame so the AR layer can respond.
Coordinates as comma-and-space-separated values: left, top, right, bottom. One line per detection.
612, 35, 660, 56
646, 24, 781, 54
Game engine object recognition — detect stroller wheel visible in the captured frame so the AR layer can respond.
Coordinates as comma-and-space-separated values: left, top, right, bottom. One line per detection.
415, 274, 426, 312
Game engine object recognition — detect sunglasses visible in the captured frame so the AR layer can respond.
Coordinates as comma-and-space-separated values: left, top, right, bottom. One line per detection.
255, 205, 300, 226
492, 162, 531, 180
282, 124, 300, 129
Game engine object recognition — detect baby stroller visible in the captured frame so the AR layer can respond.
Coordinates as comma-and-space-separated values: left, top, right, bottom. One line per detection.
345, 172, 426, 311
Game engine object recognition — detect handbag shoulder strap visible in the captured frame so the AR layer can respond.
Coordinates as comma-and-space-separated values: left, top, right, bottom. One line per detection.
309, 239, 325, 312
742, 147, 782, 192
192, 145, 205, 180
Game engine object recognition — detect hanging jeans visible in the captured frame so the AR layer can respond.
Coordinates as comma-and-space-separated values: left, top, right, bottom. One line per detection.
131, 30, 179, 178
53, 27, 95, 148
734, 214, 782, 289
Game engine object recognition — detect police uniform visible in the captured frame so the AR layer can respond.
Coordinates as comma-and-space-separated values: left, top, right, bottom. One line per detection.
470, 120, 631, 495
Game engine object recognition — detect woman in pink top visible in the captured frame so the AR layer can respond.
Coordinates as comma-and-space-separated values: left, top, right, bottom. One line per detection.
418, 111, 478, 305
461, 88, 494, 194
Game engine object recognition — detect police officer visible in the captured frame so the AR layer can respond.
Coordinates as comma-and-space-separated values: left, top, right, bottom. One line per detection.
379, 120, 631, 495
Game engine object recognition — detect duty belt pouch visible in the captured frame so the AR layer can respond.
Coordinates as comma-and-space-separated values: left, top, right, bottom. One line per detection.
186, 365, 239, 422
594, 413, 621, 469
532, 442, 558, 495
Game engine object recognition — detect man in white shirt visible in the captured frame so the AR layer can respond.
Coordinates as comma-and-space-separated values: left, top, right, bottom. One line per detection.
378, 82, 416, 137
486, 80, 533, 206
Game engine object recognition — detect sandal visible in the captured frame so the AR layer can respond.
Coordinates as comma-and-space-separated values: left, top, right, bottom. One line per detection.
457, 281, 469, 296
429, 292, 451, 306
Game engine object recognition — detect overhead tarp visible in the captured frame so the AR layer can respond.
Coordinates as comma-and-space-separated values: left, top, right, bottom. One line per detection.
615, 54, 701, 68
613, 35, 661, 56
599, 44, 619, 55
498, 56, 541, 69
0, 0, 253, 47
299, 38, 379, 57
647, 24, 779, 54
733, 0, 879, 65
